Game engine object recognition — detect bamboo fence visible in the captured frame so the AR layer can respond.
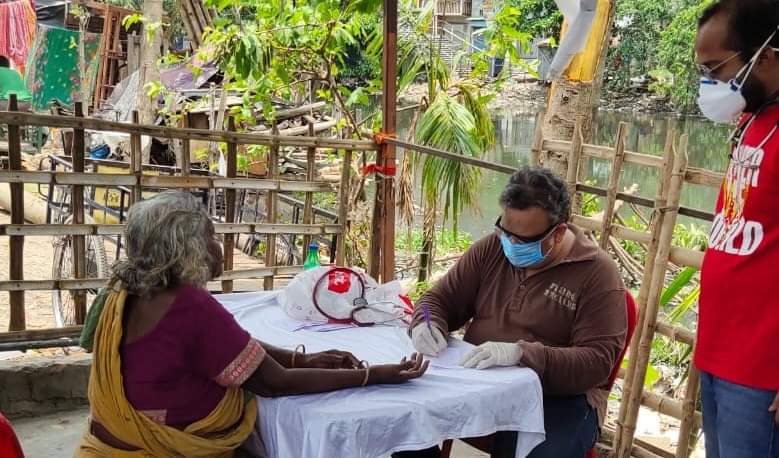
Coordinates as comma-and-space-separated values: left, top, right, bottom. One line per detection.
389, 119, 724, 458
0, 98, 373, 350
0, 94, 727, 456
538, 120, 714, 458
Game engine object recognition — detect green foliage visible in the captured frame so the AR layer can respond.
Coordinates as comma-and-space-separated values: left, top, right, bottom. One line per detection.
606, 0, 675, 91
416, 92, 485, 231
472, 4, 537, 79
503, 0, 562, 39
396, 229, 473, 255
621, 356, 661, 389
654, 0, 715, 111
197, 0, 380, 126
408, 281, 432, 302
605, 0, 713, 111
673, 222, 708, 251
660, 266, 697, 308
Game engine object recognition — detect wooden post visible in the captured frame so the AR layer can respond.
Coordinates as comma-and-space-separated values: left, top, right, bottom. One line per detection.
130, 110, 142, 204
675, 365, 701, 458
264, 125, 280, 290
617, 135, 689, 458
222, 117, 237, 293
337, 147, 352, 266
615, 127, 676, 452
181, 113, 191, 176
372, 0, 398, 283
7, 95, 25, 331
72, 102, 87, 324
302, 122, 316, 251
599, 122, 628, 249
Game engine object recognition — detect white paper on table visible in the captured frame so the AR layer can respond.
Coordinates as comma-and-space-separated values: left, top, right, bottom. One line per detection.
426, 338, 476, 369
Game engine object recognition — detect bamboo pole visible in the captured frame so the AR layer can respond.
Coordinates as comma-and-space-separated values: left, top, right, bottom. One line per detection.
615, 127, 676, 452
0, 326, 82, 343
337, 147, 352, 266
7, 96, 24, 331
655, 321, 695, 346
617, 135, 689, 458
130, 111, 142, 204
0, 265, 303, 291
302, 122, 316, 250
675, 365, 702, 458
0, 223, 342, 237
222, 117, 237, 293
264, 126, 280, 290
0, 172, 335, 193
0, 112, 378, 151
177, 0, 199, 47
72, 102, 88, 325
599, 122, 628, 249
180, 113, 191, 176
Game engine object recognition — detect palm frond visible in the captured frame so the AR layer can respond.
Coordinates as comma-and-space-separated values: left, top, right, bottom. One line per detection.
415, 92, 483, 227
453, 81, 496, 150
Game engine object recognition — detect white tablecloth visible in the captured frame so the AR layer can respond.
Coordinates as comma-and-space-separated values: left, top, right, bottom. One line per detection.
217, 291, 545, 458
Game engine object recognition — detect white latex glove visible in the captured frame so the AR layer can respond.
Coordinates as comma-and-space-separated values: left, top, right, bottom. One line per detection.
460, 341, 523, 369
411, 323, 448, 355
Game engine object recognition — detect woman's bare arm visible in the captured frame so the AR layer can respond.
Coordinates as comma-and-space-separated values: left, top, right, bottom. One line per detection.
243, 353, 429, 397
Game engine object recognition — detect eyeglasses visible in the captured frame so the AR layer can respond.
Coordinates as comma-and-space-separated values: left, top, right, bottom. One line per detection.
696, 52, 741, 80
494, 216, 558, 244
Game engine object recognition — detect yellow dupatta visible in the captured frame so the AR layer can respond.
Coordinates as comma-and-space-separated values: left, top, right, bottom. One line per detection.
76, 287, 258, 457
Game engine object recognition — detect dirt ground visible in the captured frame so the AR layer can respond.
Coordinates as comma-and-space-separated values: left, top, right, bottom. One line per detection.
12, 408, 490, 458
0, 210, 59, 331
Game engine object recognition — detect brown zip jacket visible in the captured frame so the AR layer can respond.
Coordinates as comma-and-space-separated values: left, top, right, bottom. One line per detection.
412, 224, 627, 425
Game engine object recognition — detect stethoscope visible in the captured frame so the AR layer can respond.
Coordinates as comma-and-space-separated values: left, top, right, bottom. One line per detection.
311, 267, 408, 327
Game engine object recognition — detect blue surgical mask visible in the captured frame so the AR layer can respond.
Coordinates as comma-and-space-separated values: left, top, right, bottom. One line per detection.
500, 233, 550, 268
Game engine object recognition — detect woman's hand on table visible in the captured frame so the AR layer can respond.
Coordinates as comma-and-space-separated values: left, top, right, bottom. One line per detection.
303, 350, 361, 369
368, 353, 429, 385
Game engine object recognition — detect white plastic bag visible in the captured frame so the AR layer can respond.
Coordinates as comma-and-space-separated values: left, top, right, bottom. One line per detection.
279, 266, 410, 325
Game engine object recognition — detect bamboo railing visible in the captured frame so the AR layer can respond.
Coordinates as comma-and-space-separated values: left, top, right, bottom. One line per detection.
537, 121, 712, 458
0, 98, 369, 349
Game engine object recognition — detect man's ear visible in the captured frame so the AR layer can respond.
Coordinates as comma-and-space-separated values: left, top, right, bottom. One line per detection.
554, 223, 568, 243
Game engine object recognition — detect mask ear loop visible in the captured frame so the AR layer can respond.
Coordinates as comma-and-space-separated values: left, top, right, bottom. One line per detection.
732, 29, 779, 90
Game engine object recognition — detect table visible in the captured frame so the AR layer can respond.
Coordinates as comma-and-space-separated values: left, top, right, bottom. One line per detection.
217, 291, 546, 458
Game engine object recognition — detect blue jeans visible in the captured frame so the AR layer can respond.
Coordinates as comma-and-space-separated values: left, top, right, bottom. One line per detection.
392, 394, 598, 458
526, 394, 599, 458
700, 371, 779, 458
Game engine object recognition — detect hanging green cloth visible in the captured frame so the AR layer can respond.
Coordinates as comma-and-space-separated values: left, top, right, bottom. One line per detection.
0, 67, 32, 102
25, 25, 101, 111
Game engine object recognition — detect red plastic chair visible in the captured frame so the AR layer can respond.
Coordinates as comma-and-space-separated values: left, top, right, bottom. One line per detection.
440, 291, 638, 458
0, 413, 24, 458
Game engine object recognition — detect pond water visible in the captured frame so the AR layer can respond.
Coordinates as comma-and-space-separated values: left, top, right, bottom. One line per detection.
396, 107, 732, 240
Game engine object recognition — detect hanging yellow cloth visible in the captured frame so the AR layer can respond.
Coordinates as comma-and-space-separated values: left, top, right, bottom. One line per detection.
75, 287, 258, 457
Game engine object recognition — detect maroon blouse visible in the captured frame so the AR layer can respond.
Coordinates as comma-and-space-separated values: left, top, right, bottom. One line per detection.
120, 285, 265, 427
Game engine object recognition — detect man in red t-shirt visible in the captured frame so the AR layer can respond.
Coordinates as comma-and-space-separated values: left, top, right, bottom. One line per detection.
694, 1, 779, 456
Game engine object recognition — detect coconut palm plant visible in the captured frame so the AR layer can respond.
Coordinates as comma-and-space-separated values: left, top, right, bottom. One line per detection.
373, 0, 500, 281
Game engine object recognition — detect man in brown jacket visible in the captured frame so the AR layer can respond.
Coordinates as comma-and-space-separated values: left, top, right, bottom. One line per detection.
403, 166, 627, 458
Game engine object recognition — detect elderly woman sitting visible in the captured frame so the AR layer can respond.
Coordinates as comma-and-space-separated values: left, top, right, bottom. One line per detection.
76, 191, 427, 457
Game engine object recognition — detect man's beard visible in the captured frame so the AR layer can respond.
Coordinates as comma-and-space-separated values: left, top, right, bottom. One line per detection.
742, 76, 770, 113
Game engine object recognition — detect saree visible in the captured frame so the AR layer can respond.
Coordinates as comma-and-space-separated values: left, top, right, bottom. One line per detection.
75, 286, 258, 457
24, 25, 100, 110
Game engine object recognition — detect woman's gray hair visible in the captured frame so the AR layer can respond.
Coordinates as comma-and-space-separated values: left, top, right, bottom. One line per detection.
112, 191, 216, 296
